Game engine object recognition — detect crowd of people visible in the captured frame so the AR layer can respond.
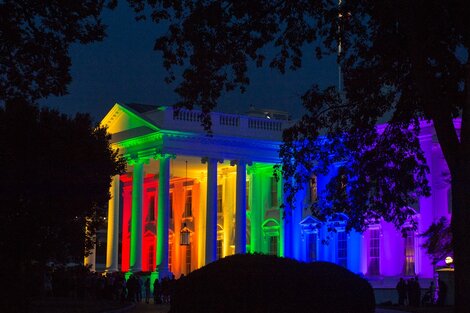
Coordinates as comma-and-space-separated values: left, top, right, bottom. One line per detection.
42, 265, 178, 305
125, 273, 177, 304
396, 276, 447, 307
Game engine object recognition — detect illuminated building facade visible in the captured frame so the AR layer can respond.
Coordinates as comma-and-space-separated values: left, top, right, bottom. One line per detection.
92, 102, 452, 287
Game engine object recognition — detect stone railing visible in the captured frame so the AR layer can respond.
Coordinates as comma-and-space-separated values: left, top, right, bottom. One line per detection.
148, 107, 292, 141
248, 118, 282, 131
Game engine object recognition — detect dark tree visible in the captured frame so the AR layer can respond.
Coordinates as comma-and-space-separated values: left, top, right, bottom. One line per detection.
1, 1, 125, 311
129, 1, 470, 312
0, 0, 115, 104
421, 217, 453, 265
0, 100, 126, 311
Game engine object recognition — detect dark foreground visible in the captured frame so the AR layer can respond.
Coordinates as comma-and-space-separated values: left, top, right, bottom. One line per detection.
377, 305, 454, 313
28, 297, 131, 313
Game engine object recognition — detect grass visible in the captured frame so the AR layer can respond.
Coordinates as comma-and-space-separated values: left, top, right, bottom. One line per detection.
28, 297, 132, 313
377, 304, 454, 313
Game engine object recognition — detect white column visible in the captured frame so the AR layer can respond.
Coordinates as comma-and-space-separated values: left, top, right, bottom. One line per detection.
130, 161, 144, 272
205, 158, 218, 264
156, 156, 170, 278
106, 175, 120, 272
235, 161, 247, 254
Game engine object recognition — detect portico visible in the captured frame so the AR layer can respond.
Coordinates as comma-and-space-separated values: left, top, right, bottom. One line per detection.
100, 103, 285, 279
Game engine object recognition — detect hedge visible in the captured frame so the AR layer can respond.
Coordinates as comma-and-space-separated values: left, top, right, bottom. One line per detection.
170, 253, 375, 313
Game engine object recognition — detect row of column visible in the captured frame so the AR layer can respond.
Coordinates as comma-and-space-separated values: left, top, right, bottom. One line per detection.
105, 156, 248, 275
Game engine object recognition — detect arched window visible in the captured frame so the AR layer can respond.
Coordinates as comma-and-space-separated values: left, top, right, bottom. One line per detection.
262, 219, 280, 256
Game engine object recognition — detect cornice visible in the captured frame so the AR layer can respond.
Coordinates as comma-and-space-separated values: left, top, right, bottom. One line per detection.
161, 129, 281, 151
124, 148, 175, 165
113, 132, 163, 150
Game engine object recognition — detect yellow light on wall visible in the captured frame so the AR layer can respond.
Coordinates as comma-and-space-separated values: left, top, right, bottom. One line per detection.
445, 256, 453, 265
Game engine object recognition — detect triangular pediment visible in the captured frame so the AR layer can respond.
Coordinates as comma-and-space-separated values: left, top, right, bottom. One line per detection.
299, 215, 321, 226
101, 103, 160, 142
300, 216, 322, 234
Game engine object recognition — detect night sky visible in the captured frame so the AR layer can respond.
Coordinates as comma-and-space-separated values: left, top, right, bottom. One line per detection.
39, 4, 339, 123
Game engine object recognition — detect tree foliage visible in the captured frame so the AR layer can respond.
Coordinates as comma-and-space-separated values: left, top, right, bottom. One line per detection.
0, 100, 126, 267
130, 1, 470, 311
421, 217, 453, 264
128, 0, 468, 227
0, 0, 116, 104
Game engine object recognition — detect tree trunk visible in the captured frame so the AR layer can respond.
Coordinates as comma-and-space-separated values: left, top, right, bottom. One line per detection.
451, 167, 470, 313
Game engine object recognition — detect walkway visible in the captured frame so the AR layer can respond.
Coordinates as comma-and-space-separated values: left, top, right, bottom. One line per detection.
130, 302, 170, 313
128, 303, 404, 313
376, 309, 407, 313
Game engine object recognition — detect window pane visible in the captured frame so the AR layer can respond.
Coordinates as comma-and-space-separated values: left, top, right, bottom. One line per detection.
368, 229, 380, 276
148, 245, 154, 271
186, 244, 191, 274
148, 195, 155, 221
307, 233, 317, 262
337, 231, 347, 268
269, 236, 278, 256
271, 177, 278, 207
404, 230, 415, 276
217, 239, 223, 259
184, 190, 192, 217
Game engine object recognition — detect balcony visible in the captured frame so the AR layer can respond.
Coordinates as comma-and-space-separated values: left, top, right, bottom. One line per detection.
146, 106, 293, 141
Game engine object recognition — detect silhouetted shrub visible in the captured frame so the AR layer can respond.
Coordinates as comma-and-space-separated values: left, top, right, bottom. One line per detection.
170, 253, 374, 313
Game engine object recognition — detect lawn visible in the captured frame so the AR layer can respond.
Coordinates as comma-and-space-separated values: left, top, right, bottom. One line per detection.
28, 297, 132, 313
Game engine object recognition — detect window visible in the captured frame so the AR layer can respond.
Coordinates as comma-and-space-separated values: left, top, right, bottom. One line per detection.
217, 185, 223, 213
306, 233, 317, 262
148, 245, 154, 271
186, 244, 192, 274
168, 243, 172, 272
404, 229, 415, 276
310, 175, 317, 203
368, 229, 380, 276
246, 181, 250, 211
271, 177, 278, 207
269, 236, 278, 256
184, 190, 192, 217
148, 195, 155, 221
337, 231, 347, 268
217, 239, 223, 259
